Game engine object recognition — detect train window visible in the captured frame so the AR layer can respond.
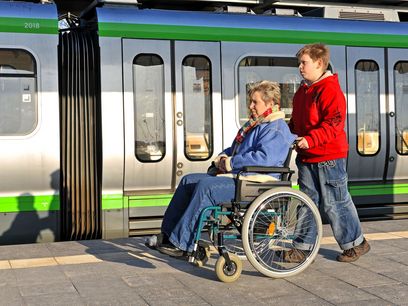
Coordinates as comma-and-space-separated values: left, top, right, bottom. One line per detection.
0, 49, 37, 136
355, 60, 380, 156
182, 55, 213, 160
133, 54, 166, 162
395, 61, 408, 155
237, 57, 301, 125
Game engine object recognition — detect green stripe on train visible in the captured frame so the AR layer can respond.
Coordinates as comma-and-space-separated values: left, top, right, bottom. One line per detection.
1, 183, 408, 212
98, 23, 408, 48
0, 195, 59, 213
0, 17, 58, 34
349, 184, 408, 196
102, 193, 173, 210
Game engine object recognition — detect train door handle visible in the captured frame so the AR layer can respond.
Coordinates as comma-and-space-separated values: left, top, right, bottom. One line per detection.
389, 112, 395, 117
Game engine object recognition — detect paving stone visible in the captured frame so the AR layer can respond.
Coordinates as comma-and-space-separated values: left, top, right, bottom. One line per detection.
364, 220, 408, 233
337, 298, 396, 306
61, 262, 124, 281
81, 294, 149, 306
0, 269, 17, 286
23, 293, 85, 306
54, 254, 102, 265
14, 266, 68, 286
10, 257, 58, 269
363, 240, 406, 256
379, 239, 408, 251
140, 288, 209, 306
72, 278, 137, 299
0, 260, 11, 270
352, 254, 408, 274
288, 275, 377, 304
19, 281, 77, 297
0, 285, 23, 302
77, 240, 129, 255
317, 263, 400, 288
363, 283, 408, 305
46, 241, 97, 257
380, 269, 408, 285
263, 294, 332, 306
0, 243, 52, 260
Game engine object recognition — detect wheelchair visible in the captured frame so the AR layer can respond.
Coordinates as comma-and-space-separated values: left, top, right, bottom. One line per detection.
188, 146, 323, 282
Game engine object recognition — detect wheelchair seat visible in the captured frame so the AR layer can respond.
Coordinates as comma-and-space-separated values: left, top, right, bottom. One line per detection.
234, 144, 295, 202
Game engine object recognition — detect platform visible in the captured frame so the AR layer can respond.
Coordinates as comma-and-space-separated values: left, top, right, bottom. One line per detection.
0, 219, 407, 305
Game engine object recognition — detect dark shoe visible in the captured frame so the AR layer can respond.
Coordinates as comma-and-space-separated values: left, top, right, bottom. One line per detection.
337, 238, 370, 262
282, 249, 310, 263
156, 244, 187, 258
144, 233, 170, 249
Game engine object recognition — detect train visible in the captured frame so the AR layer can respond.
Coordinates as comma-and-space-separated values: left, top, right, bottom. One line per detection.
0, 0, 407, 244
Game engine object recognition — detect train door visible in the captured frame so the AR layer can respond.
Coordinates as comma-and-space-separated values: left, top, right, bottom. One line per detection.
346, 47, 387, 181
123, 40, 173, 192
123, 39, 222, 191
173, 41, 222, 185
122, 39, 222, 232
386, 49, 408, 180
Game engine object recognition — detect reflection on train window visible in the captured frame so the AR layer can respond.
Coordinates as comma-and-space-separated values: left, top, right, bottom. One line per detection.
395, 61, 408, 155
182, 56, 213, 160
355, 60, 380, 156
133, 54, 165, 162
238, 57, 301, 125
0, 49, 37, 136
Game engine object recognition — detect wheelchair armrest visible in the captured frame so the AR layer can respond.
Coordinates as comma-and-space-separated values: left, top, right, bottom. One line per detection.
241, 166, 294, 174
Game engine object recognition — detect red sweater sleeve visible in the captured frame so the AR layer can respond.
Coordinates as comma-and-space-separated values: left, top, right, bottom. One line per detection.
304, 87, 346, 149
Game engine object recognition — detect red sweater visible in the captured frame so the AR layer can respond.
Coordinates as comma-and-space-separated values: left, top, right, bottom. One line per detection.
289, 74, 349, 163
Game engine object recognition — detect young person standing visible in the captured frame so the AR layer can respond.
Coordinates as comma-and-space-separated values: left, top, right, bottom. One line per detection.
288, 43, 370, 262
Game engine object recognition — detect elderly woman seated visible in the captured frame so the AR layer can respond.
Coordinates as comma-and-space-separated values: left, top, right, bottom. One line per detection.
147, 80, 297, 257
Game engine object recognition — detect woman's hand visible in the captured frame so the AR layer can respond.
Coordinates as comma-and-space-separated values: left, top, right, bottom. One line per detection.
296, 137, 309, 149
218, 157, 227, 173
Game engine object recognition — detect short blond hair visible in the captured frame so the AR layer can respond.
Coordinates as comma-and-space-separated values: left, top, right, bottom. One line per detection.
247, 80, 281, 108
296, 43, 330, 70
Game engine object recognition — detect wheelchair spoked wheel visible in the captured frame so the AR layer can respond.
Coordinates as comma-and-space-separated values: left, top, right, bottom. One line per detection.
242, 187, 322, 278
215, 253, 242, 283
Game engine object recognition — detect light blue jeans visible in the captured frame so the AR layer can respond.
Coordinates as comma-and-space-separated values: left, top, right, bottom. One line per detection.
294, 157, 364, 250
161, 173, 236, 252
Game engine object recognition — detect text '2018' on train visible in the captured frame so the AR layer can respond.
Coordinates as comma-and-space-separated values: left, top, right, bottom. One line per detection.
0, 0, 407, 244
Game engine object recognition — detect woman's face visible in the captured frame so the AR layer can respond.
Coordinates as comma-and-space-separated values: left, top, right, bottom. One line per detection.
249, 91, 272, 118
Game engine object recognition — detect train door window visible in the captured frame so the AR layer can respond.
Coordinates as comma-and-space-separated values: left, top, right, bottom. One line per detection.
237, 57, 302, 126
133, 54, 165, 162
0, 49, 37, 135
395, 61, 408, 155
355, 60, 380, 155
182, 56, 213, 160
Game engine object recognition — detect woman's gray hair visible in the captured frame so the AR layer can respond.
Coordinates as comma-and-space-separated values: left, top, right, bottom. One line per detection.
247, 80, 281, 108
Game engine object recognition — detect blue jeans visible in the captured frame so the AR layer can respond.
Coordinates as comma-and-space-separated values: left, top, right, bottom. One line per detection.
161, 173, 236, 252
295, 157, 364, 250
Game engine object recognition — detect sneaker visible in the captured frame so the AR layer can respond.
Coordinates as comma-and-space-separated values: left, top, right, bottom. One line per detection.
337, 238, 370, 262
282, 249, 310, 263
156, 244, 187, 258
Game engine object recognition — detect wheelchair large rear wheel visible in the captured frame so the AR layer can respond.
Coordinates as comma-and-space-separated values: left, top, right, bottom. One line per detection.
242, 187, 322, 278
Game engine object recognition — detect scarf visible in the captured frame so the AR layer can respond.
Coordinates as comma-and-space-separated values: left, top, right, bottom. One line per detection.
234, 107, 273, 144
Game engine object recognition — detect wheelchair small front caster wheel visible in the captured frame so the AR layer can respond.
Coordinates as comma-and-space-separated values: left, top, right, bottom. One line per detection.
193, 244, 211, 267
215, 253, 242, 283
